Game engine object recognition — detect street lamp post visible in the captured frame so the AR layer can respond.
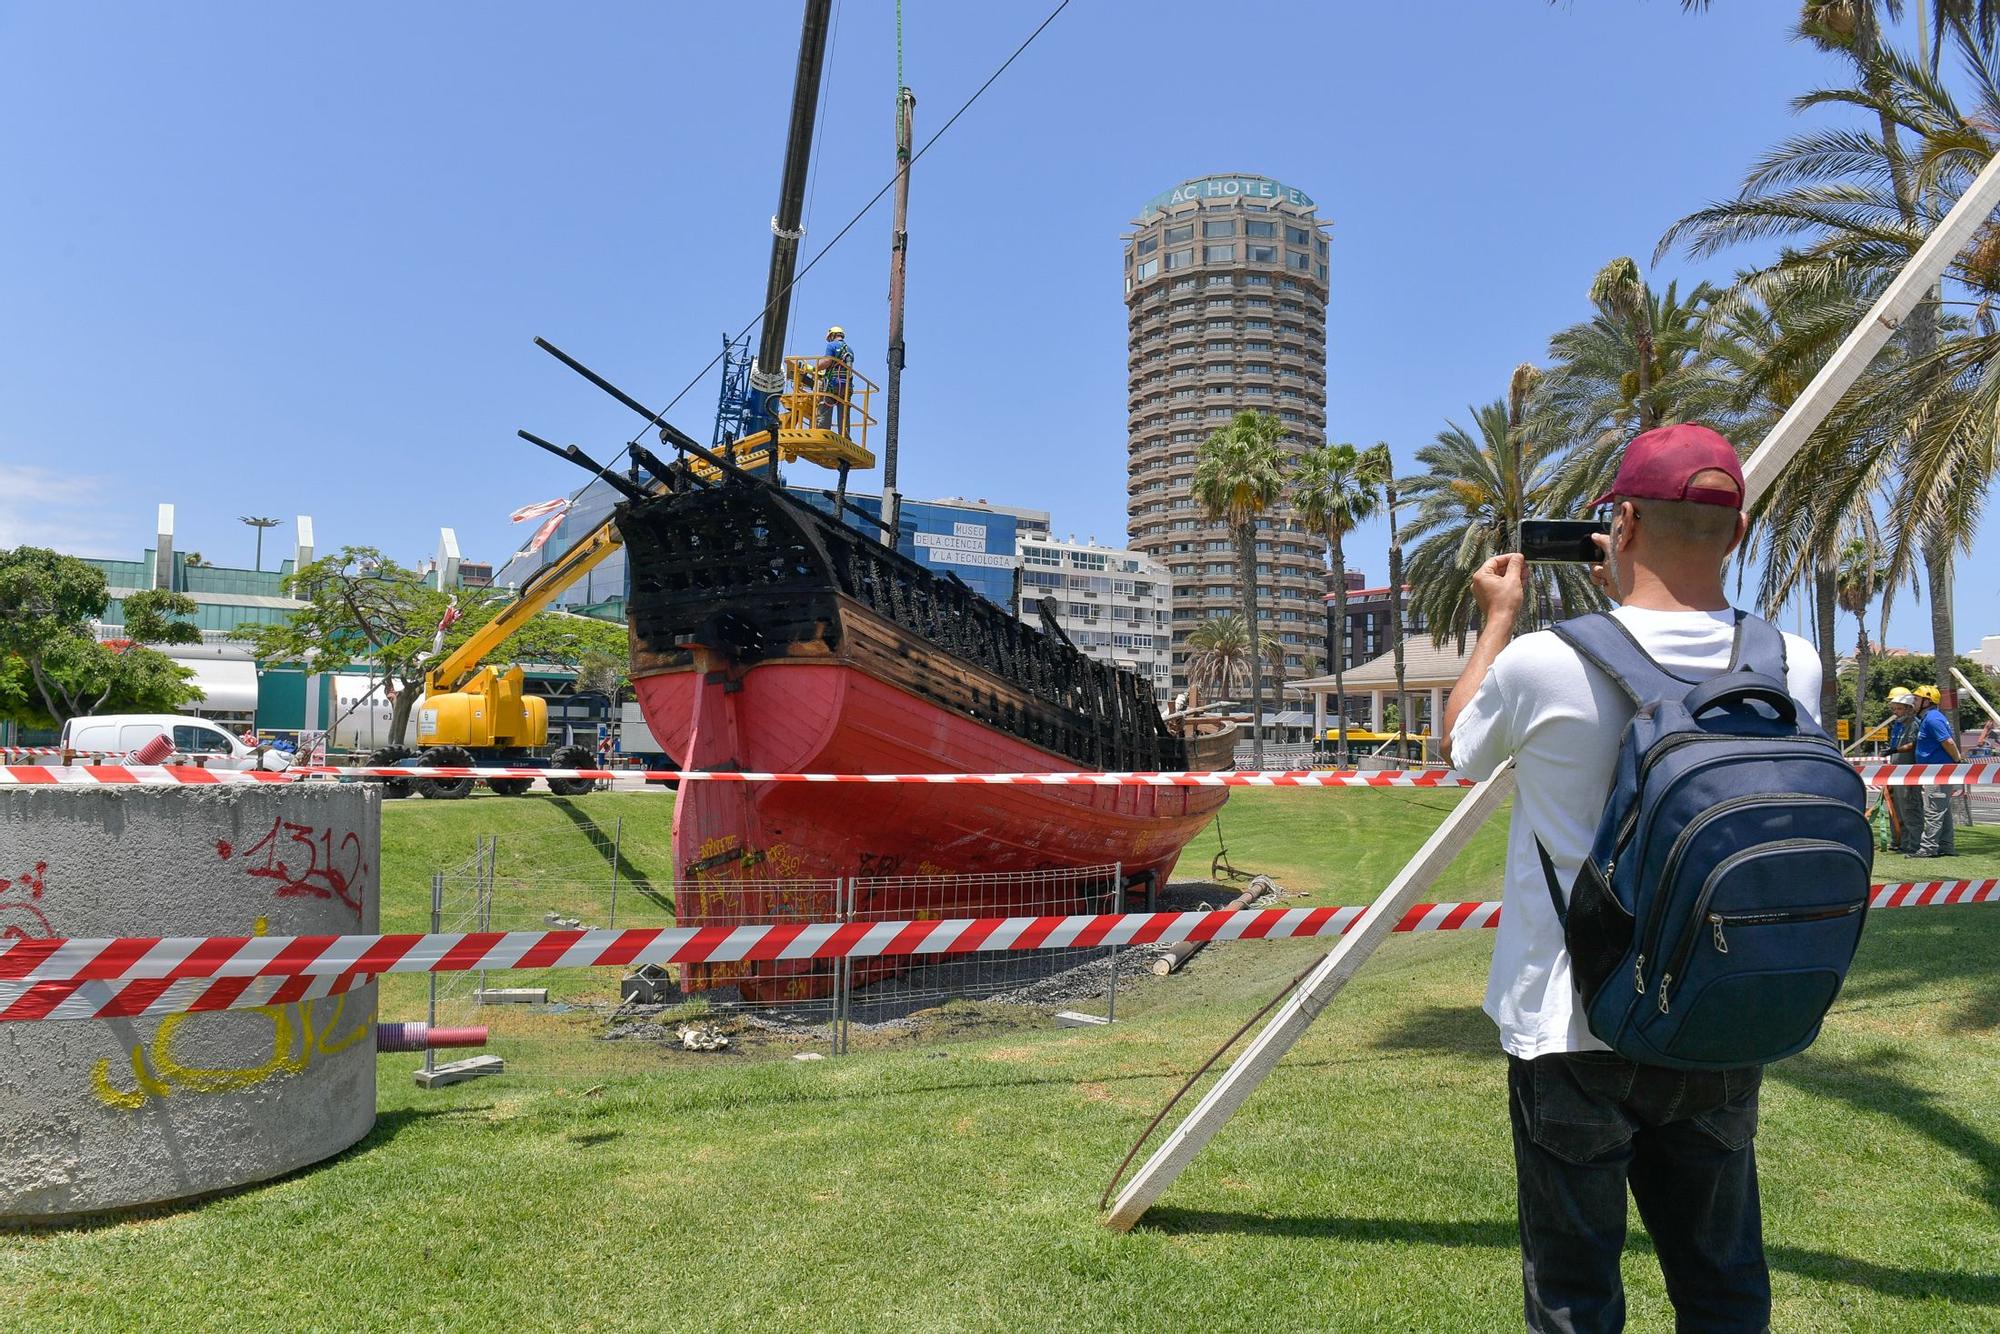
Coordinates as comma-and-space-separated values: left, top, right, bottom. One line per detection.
240, 516, 281, 572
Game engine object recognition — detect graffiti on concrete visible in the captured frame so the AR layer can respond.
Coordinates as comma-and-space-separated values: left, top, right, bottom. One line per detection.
216, 816, 370, 920
91, 914, 375, 1111
0, 860, 52, 941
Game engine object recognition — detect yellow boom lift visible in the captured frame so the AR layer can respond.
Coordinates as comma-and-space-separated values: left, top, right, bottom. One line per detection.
379, 353, 877, 799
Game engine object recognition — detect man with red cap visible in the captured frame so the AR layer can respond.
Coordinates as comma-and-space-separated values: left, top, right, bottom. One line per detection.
1444, 424, 1822, 1331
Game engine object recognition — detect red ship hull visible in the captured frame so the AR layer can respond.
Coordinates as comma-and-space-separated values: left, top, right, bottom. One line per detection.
613, 479, 1228, 1002
640, 658, 1226, 1000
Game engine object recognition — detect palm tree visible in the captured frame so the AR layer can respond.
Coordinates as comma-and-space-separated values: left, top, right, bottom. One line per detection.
1183, 613, 1283, 702
1695, 270, 1894, 725
1290, 441, 1382, 762
1837, 531, 1889, 741
1657, 17, 2000, 701
1542, 260, 1734, 511
1363, 441, 1411, 755
1402, 384, 1600, 651
1192, 411, 1290, 765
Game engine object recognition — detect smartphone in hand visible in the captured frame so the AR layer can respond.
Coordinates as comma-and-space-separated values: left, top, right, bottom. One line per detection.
1520, 519, 1610, 563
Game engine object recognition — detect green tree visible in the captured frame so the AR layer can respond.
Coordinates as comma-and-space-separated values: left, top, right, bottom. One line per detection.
240, 549, 634, 744
1836, 532, 1890, 740
1850, 652, 2000, 730
1363, 441, 1413, 751
0, 547, 202, 727
506, 613, 630, 688
1542, 261, 1732, 511
1657, 16, 2000, 700
1290, 441, 1382, 761
1401, 382, 1601, 649
1692, 270, 1893, 724
1191, 411, 1290, 765
1183, 613, 1283, 705
574, 649, 627, 701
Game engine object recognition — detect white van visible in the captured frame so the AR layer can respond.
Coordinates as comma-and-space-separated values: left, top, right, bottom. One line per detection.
59, 715, 292, 771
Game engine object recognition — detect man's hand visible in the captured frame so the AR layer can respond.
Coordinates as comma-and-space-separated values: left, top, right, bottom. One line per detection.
1588, 531, 1615, 600
1444, 552, 1528, 762
1471, 552, 1528, 628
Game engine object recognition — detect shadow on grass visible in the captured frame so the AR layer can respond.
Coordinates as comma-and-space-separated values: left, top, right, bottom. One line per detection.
1773, 1045, 2000, 1216
5, 1103, 484, 1235
1831, 904, 2000, 1035
547, 796, 674, 915
1143, 1211, 1999, 1304
1145, 1208, 1513, 1248
1366, 1003, 1494, 1057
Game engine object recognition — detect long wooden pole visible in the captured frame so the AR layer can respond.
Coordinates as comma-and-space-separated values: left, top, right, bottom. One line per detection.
1104, 149, 2000, 1233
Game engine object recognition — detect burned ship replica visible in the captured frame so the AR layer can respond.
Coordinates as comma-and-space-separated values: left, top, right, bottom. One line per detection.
531, 0, 1232, 999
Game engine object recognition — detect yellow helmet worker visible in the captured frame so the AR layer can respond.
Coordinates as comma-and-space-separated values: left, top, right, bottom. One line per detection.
1914, 684, 1943, 704
819, 326, 856, 433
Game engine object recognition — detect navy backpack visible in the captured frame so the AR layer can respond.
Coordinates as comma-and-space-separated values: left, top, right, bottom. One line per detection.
1538, 611, 1873, 1069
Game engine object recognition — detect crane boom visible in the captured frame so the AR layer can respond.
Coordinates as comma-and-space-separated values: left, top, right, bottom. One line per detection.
425, 514, 624, 696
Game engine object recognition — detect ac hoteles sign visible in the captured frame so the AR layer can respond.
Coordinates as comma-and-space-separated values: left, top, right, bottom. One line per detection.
1140, 174, 1315, 218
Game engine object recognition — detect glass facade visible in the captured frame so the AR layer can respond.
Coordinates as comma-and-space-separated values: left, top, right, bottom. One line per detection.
791, 491, 1025, 609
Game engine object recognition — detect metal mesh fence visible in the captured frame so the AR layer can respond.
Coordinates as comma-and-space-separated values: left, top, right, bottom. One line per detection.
837, 863, 1125, 1049
404, 815, 1140, 1081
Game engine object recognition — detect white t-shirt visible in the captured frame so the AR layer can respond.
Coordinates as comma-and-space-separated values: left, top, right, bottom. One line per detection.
1448, 607, 1822, 1059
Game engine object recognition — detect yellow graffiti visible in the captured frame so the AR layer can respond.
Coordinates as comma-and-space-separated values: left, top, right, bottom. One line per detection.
695, 833, 741, 862
93, 992, 375, 1110
91, 913, 377, 1110
91, 908, 374, 1114
764, 841, 805, 879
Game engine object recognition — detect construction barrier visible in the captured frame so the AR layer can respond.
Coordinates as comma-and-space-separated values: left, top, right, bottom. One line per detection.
0, 764, 1480, 788
3, 880, 1993, 1025
3, 761, 1999, 788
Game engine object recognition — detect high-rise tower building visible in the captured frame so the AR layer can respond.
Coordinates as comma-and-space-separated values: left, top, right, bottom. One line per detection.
1122, 174, 1331, 691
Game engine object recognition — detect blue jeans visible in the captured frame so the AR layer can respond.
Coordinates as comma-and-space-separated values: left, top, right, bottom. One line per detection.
1508, 1052, 1768, 1332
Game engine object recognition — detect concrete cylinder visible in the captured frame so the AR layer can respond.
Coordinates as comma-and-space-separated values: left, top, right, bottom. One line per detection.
0, 783, 379, 1223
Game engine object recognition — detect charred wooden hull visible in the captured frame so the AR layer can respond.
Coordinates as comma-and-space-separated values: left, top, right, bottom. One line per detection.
616, 481, 1229, 1000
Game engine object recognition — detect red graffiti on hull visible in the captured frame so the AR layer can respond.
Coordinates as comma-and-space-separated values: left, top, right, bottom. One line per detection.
0, 861, 53, 940
218, 819, 369, 919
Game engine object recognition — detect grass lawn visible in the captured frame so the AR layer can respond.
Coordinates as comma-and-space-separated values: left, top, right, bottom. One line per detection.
4, 789, 1997, 1330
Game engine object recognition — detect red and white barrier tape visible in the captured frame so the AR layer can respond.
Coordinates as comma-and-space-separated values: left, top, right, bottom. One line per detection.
1, 761, 1997, 788
2, 880, 1993, 1024
1852, 762, 2000, 786
0, 764, 1479, 788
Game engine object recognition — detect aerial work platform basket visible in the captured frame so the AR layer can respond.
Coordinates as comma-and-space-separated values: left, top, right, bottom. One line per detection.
699, 353, 878, 480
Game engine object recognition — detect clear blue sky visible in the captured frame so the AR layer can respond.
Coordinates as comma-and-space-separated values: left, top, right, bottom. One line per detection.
0, 2, 1986, 653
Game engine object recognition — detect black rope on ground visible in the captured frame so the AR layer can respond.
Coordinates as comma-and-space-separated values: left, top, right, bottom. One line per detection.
1097, 957, 1317, 1214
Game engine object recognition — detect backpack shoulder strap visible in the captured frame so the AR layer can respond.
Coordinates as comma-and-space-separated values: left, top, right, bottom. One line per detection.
1550, 611, 1685, 707
1727, 611, 1789, 680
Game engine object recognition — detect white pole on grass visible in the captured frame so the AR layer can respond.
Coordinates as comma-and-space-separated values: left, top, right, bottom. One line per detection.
1104, 149, 2000, 1232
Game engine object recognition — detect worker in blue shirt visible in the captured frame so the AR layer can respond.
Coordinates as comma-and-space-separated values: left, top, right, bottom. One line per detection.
1911, 683, 1962, 857
817, 324, 854, 434
1885, 690, 1921, 853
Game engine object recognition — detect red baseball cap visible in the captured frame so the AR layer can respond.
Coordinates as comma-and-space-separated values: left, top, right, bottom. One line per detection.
1592, 423, 1745, 509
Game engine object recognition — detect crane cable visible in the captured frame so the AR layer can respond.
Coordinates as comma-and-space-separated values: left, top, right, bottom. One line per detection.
569, 0, 1074, 495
